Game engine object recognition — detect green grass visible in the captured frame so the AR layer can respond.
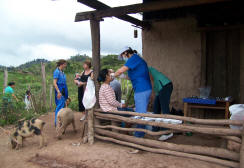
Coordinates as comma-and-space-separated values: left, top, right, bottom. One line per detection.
0, 55, 133, 126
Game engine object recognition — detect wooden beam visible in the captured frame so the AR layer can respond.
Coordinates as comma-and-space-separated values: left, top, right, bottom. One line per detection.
49, 84, 53, 110
77, 0, 150, 28
94, 112, 242, 136
240, 124, 244, 167
197, 24, 244, 32
95, 134, 239, 168
90, 19, 100, 107
41, 62, 46, 109
75, 0, 231, 22
95, 125, 177, 136
220, 136, 242, 144
200, 31, 207, 87
95, 128, 239, 161
3, 68, 8, 89
96, 123, 241, 143
87, 108, 94, 145
94, 109, 243, 126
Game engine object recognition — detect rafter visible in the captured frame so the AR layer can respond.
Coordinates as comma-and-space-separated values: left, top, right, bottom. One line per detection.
75, 0, 231, 22
76, 0, 150, 28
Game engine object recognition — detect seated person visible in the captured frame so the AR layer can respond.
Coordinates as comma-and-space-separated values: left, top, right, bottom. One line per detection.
97, 69, 133, 113
108, 69, 122, 102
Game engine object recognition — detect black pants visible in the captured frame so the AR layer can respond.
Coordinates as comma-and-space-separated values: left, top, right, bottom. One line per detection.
78, 86, 85, 112
153, 83, 173, 131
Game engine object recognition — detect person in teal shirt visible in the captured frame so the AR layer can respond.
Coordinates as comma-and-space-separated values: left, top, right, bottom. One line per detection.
2, 82, 18, 119
3, 82, 18, 102
148, 67, 173, 140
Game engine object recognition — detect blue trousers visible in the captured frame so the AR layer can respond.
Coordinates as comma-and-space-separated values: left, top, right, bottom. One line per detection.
134, 89, 152, 138
117, 107, 134, 128
54, 96, 66, 126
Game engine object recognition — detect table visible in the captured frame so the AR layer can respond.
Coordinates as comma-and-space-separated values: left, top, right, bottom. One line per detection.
183, 100, 232, 119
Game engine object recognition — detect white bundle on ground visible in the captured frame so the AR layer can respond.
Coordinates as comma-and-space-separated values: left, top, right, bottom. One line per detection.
229, 104, 244, 130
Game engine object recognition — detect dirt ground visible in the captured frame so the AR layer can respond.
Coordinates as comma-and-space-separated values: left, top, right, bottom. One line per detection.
0, 112, 227, 168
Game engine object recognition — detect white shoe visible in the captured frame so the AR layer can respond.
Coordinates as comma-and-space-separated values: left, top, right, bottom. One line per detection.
80, 115, 86, 121
128, 149, 140, 154
158, 133, 173, 141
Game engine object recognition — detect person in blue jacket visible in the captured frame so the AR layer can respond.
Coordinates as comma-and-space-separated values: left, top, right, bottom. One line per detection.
113, 47, 152, 138
53, 59, 68, 126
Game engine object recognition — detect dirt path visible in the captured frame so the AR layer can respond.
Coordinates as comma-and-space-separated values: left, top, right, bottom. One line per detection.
0, 112, 226, 168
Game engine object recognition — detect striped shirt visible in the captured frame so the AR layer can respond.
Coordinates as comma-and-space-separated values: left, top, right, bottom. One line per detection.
99, 83, 122, 112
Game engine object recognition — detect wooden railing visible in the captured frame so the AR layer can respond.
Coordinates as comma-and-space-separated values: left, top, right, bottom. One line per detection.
86, 108, 244, 168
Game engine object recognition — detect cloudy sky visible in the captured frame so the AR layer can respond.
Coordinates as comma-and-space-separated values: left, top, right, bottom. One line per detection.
0, 0, 142, 67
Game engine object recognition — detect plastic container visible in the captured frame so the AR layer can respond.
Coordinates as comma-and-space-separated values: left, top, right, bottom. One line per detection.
229, 104, 244, 130
199, 87, 211, 98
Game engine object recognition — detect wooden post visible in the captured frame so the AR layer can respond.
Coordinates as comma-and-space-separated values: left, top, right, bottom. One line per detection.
200, 32, 207, 87
126, 80, 129, 95
184, 102, 188, 117
41, 63, 47, 109
3, 68, 8, 92
88, 19, 100, 144
90, 19, 100, 108
30, 94, 37, 114
240, 123, 244, 167
80, 118, 87, 141
225, 101, 230, 119
87, 108, 94, 144
49, 85, 53, 111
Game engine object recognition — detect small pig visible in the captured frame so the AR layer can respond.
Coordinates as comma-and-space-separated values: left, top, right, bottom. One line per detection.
56, 98, 77, 139
10, 118, 46, 149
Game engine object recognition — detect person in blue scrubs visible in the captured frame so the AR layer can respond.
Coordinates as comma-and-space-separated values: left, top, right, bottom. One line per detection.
53, 59, 68, 126
113, 47, 152, 138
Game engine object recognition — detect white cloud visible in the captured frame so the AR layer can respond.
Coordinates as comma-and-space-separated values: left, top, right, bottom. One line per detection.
19, 44, 79, 61
0, 0, 142, 67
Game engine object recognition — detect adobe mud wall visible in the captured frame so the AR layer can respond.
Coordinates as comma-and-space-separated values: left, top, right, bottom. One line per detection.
142, 17, 202, 109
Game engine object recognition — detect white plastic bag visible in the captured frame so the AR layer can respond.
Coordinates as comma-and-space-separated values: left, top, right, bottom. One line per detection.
229, 104, 244, 130
82, 77, 96, 109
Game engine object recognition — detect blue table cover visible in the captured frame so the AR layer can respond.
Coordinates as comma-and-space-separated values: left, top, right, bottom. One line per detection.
183, 98, 216, 105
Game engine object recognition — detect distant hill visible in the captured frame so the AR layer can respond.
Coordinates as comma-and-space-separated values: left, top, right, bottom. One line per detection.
0, 59, 49, 72
69, 54, 90, 62
0, 65, 6, 71
0, 54, 125, 74
18, 59, 49, 69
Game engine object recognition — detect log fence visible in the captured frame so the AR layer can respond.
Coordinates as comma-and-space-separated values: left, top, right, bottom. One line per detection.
84, 108, 244, 168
